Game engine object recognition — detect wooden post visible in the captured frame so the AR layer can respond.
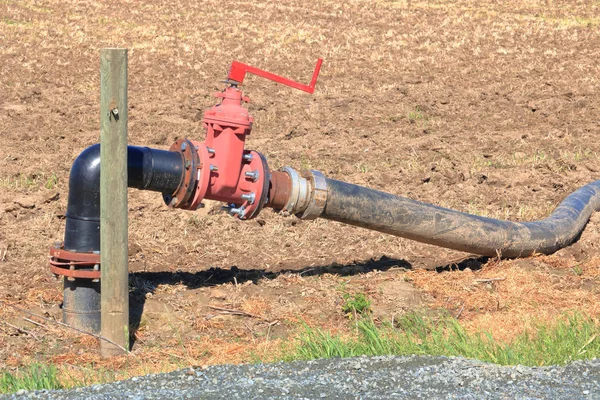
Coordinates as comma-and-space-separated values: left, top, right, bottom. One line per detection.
100, 48, 129, 357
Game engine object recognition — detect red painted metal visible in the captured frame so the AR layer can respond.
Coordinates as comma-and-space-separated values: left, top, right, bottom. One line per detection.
164, 138, 200, 209
169, 59, 322, 219
49, 244, 101, 280
50, 264, 101, 280
203, 87, 253, 196
170, 86, 268, 220
227, 59, 323, 94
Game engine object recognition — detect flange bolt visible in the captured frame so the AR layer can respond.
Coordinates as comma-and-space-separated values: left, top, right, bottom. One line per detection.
245, 170, 259, 182
230, 206, 246, 218
241, 192, 255, 204
92, 251, 100, 283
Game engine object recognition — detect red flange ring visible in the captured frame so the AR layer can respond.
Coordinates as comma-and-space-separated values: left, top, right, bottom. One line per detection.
242, 151, 270, 219
186, 140, 211, 211
163, 138, 200, 209
163, 138, 200, 208
49, 244, 101, 280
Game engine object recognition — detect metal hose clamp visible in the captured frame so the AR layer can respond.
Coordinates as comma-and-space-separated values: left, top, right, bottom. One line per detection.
280, 167, 328, 218
297, 170, 327, 220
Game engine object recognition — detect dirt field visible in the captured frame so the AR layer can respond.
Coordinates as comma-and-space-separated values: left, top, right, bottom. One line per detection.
1, 0, 600, 381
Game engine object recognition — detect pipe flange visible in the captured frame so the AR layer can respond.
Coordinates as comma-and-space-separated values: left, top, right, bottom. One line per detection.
163, 138, 199, 209
244, 152, 271, 219
187, 140, 211, 211
49, 243, 101, 280
297, 170, 328, 220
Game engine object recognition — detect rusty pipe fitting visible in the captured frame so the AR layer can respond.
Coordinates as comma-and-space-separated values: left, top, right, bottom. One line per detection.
266, 167, 327, 219
266, 171, 291, 210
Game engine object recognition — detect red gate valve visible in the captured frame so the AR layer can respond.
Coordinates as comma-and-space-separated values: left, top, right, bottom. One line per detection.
164, 59, 322, 220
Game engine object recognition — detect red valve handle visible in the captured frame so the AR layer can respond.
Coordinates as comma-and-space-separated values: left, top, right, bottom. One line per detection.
227, 59, 323, 94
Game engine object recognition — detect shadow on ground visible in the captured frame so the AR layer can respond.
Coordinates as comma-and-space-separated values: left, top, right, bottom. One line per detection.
127, 255, 413, 347
435, 256, 489, 273
127, 254, 493, 347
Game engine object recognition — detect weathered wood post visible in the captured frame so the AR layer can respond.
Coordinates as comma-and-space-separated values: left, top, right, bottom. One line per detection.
100, 48, 129, 356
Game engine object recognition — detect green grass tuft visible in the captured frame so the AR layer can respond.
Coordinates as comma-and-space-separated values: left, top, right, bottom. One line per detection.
0, 364, 63, 394
44, 173, 58, 189
407, 106, 427, 123
0, 172, 58, 190
341, 293, 372, 318
284, 312, 600, 366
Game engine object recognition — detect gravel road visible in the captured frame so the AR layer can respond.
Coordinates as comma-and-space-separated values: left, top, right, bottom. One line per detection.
3, 356, 599, 399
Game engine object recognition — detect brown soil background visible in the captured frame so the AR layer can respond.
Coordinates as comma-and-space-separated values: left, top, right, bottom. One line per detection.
1, 0, 599, 382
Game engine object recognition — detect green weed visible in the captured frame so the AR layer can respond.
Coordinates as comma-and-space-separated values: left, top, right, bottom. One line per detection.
341, 293, 372, 318
45, 173, 58, 189
572, 265, 584, 276
300, 156, 311, 170
187, 215, 202, 227
0, 172, 60, 191
407, 106, 425, 123
355, 163, 369, 173
0, 364, 62, 394
284, 312, 600, 366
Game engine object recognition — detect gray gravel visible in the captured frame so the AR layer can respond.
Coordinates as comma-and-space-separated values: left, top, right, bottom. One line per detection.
3, 356, 599, 399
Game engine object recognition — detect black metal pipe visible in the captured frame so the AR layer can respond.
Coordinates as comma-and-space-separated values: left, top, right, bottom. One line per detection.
62, 144, 184, 332
321, 178, 600, 258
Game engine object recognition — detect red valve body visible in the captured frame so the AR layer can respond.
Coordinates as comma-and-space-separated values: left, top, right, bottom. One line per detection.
203, 88, 252, 197
166, 87, 269, 219
165, 59, 322, 219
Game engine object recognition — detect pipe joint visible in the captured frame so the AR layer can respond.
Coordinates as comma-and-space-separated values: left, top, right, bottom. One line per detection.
279, 167, 308, 216
53, 143, 186, 333
279, 167, 328, 219
297, 170, 328, 220
162, 138, 200, 209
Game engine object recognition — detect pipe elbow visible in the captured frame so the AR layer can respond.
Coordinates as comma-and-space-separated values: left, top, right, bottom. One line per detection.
63, 144, 185, 252
63, 144, 102, 252
66, 144, 102, 221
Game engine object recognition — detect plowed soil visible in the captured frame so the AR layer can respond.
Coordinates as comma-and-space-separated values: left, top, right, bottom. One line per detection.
1, 0, 599, 382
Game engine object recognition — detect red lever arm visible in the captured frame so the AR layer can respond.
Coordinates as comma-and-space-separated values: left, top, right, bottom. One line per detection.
227, 59, 323, 94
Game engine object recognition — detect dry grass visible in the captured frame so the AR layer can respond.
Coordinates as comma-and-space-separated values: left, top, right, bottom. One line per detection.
408, 255, 600, 342
1, 0, 600, 389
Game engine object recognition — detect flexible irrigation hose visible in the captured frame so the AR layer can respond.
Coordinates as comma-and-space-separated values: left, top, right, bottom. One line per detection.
321, 178, 600, 257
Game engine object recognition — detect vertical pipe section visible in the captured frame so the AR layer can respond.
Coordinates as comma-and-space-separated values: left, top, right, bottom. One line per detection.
100, 48, 129, 356
61, 145, 184, 336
